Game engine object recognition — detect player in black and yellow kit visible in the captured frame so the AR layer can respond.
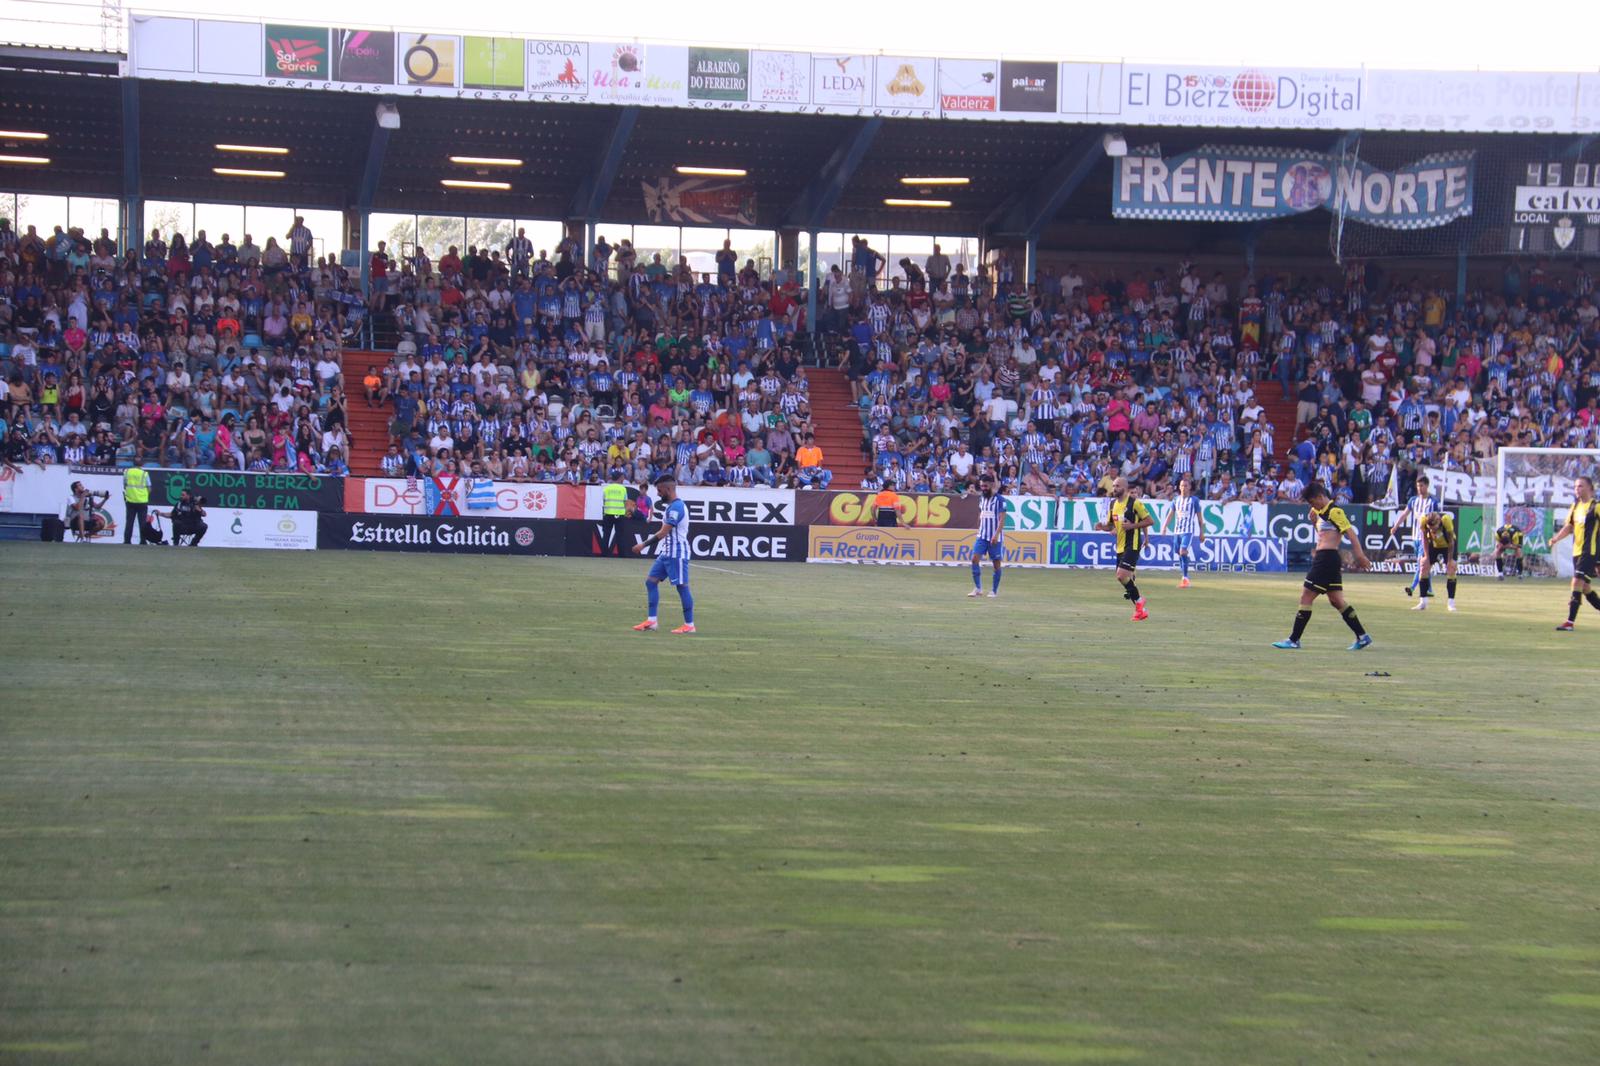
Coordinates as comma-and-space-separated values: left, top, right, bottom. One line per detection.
1094, 476, 1154, 621
1493, 522, 1525, 580
1422, 511, 1460, 611
1274, 482, 1373, 650
1551, 475, 1600, 632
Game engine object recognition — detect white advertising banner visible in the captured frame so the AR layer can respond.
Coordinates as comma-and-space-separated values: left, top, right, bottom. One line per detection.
125, 15, 1600, 133
0, 465, 122, 517
199, 508, 319, 550
581, 485, 796, 524
360, 476, 564, 519
1004, 495, 1269, 536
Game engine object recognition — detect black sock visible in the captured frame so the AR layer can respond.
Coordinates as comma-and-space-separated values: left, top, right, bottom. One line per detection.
1290, 608, 1312, 641
1447, 578, 1457, 600
1420, 577, 1433, 598
1126, 580, 1141, 602
1496, 556, 1504, 574
1341, 605, 1366, 637
1570, 593, 1582, 622
1587, 591, 1600, 613
1121, 582, 1134, 601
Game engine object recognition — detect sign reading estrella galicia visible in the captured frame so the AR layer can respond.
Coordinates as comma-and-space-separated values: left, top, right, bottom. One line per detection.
1114, 144, 1474, 229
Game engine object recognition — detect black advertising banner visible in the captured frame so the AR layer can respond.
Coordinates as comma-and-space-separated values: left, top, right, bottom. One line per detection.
333, 29, 396, 84
1268, 502, 1430, 565
999, 60, 1056, 112
566, 519, 806, 562
148, 470, 344, 512
319, 513, 565, 555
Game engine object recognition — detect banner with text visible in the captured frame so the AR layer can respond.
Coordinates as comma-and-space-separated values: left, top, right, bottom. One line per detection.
807, 527, 1052, 566
1004, 496, 1267, 535
318, 513, 566, 554
350, 476, 580, 520
1114, 145, 1474, 229
642, 174, 757, 226
1046, 532, 1288, 572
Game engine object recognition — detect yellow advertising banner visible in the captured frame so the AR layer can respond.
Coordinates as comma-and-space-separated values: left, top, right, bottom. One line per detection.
807, 527, 1050, 565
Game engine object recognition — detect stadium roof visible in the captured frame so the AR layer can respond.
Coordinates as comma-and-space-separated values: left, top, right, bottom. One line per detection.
0, 49, 1590, 259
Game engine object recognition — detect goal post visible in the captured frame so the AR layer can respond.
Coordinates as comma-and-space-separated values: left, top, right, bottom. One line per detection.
1495, 447, 1600, 579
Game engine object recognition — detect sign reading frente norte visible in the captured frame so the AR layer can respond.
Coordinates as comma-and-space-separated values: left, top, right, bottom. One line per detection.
1114, 144, 1474, 229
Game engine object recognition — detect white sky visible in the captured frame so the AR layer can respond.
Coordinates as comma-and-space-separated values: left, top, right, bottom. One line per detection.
4, 0, 1599, 72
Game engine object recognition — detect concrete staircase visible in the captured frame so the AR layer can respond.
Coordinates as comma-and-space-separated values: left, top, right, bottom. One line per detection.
805, 367, 867, 490
342, 349, 394, 476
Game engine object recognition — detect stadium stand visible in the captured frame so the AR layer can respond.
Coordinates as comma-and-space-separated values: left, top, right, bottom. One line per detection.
4, 217, 1598, 501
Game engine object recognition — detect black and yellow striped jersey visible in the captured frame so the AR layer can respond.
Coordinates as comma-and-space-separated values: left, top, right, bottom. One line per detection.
1313, 502, 1353, 537
1568, 499, 1600, 558
1110, 497, 1152, 554
1427, 512, 1456, 549
1495, 524, 1524, 549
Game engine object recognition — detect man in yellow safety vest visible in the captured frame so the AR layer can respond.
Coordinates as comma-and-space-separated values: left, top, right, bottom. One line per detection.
601, 470, 631, 557
122, 458, 152, 545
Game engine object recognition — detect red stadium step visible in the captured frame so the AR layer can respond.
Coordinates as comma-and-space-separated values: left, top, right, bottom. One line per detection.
342, 349, 394, 477
1258, 396, 1301, 462
806, 367, 867, 489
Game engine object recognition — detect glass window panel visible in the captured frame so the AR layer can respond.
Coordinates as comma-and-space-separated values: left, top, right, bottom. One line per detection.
813, 232, 846, 277
680, 225, 726, 281
937, 235, 980, 274
194, 202, 245, 248
632, 225, 680, 272
417, 214, 465, 259
515, 220, 565, 262
465, 216, 514, 262
728, 228, 774, 279
296, 208, 346, 263
15, 193, 68, 238
142, 200, 191, 244
244, 205, 294, 259
371, 213, 417, 261
68, 197, 119, 246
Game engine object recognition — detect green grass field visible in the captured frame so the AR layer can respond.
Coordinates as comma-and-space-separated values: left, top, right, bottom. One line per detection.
2, 543, 1599, 1065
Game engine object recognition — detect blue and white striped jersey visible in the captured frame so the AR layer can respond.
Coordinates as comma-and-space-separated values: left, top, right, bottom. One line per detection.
1171, 494, 1202, 535
978, 493, 1005, 542
661, 499, 692, 559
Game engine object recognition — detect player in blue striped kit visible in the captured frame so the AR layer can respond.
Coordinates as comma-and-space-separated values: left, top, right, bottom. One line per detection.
968, 473, 1006, 599
631, 474, 696, 634
1392, 475, 1438, 607
1161, 474, 1205, 588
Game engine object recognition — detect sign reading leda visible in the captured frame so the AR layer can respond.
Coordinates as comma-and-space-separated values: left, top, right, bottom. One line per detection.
1114, 145, 1474, 229
809, 527, 1051, 565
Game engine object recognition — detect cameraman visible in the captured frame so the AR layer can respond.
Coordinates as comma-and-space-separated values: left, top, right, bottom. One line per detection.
67, 481, 110, 540
158, 490, 208, 547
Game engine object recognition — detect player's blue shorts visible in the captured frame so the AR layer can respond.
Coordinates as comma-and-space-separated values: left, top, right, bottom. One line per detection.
649, 554, 691, 587
972, 537, 1004, 562
1176, 532, 1195, 554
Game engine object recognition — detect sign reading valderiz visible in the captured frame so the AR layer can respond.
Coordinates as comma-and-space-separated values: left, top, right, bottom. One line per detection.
1115, 145, 1474, 228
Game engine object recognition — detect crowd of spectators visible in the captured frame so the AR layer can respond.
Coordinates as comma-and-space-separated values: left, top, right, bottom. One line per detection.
842, 253, 1599, 504
6, 211, 1596, 507
0, 217, 359, 475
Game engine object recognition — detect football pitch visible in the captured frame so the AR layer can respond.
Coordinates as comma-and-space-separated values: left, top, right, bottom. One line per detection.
3, 544, 1599, 1065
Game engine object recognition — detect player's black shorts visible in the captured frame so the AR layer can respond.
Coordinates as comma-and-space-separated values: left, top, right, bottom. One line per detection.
1425, 542, 1456, 568
1116, 548, 1141, 571
1577, 554, 1598, 582
1304, 549, 1343, 593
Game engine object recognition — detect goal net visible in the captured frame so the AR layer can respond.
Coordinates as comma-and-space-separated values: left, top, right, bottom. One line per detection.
1496, 448, 1600, 579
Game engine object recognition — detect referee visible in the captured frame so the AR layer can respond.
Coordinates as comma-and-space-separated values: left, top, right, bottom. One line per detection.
122, 457, 151, 544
